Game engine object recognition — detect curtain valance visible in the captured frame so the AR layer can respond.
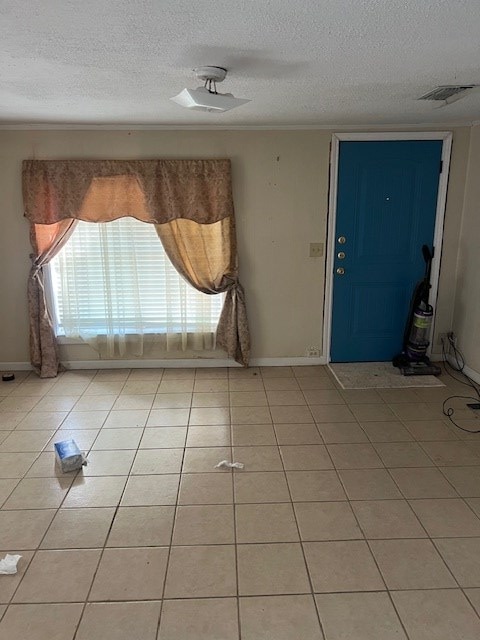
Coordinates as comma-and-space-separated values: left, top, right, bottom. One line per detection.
23, 159, 234, 225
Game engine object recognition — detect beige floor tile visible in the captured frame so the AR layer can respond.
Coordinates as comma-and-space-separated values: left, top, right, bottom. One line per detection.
84, 381, 124, 395
295, 501, 362, 541
107, 506, 174, 546
0, 413, 27, 430
304, 540, 384, 592
360, 421, 413, 442
89, 547, 168, 601
467, 498, 480, 516
316, 592, 407, 640
409, 498, 480, 537
240, 595, 323, 640
231, 424, 276, 446
41, 507, 115, 548
103, 409, 149, 428
3, 477, 73, 510
263, 378, 300, 391
370, 539, 457, 589
377, 389, 422, 404
121, 380, 159, 394
16, 411, 67, 430
131, 449, 183, 474
14, 549, 101, 602
237, 543, 310, 595
0, 433, 9, 446
340, 389, 384, 404
420, 441, 480, 466
25, 452, 74, 479
390, 402, 442, 421
194, 379, 229, 393
310, 405, 355, 423
293, 366, 329, 377
234, 472, 290, 503
373, 442, 434, 467
465, 588, 480, 615
154, 392, 192, 408
159, 598, 238, 640
236, 503, 299, 543
81, 450, 135, 476
178, 473, 233, 504
266, 390, 307, 406
60, 411, 108, 429
303, 389, 345, 405
63, 475, 127, 508
434, 538, 480, 587
147, 408, 190, 427
182, 447, 232, 472
0, 509, 55, 549
389, 467, 458, 498
280, 445, 333, 470
233, 446, 283, 471
391, 589, 480, 640
270, 406, 313, 424
439, 466, 480, 497
229, 367, 261, 378
230, 391, 268, 406
112, 394, 154, 411
163, 368, 195, 380
32, 396, 78, 412
127, 369, 164, 381
228, 378, 264, 392
164, 545, 236, 598
158, 380, 194, 393
0, 452, 38, 478
287, 470, 346, 501
338, 469, 402, 500
0, 551, 34, 604
91, 428, 141, 450
195, 367, 228, 379
0, 430, 55, 453
0, 478, 18, 506
317, 422, 368, 443
352, 500, 426, 538
121, 474, 180, 506
230, 406, 271, 424
274, 423, 322, 444
297, 377, 336, 390
0, 397, 40, 412
140, 427, 187, 449
74, 395, 118, 411
261, 366, 294, 377
77, 601, 161, 640
189, 407, 230, 426
349, 404, 396, 422
173, 505, 235, 544
191, 392, 229, 407
327, 443, 383, 469
186, 425, 231, 447
403, 419, 459, 441
0, 603, 83, 640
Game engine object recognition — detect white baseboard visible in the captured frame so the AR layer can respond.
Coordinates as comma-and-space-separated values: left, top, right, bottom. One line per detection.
1, 356, 328, 371
446, 354, 480, 385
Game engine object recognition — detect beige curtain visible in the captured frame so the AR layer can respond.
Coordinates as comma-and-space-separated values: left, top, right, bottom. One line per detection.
156, 218, 250, 366
22, 159, 250, 375
28, 220, 78, 377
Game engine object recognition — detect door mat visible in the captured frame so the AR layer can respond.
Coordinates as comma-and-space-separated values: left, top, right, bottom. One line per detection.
328, 362, 445, 389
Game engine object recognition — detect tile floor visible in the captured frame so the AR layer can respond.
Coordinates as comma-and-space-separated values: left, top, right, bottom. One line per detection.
0, 365, 480, 639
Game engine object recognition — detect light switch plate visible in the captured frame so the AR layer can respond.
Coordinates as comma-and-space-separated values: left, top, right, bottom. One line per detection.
309, 242, 324, 257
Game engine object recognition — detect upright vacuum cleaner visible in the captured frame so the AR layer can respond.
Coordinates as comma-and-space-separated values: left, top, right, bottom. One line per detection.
392, 245, 441, 376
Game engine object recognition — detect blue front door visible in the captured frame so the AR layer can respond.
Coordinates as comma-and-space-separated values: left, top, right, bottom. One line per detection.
330, 140, 443, 362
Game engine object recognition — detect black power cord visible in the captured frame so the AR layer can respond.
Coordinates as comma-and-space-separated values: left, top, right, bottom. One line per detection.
441, 333, 480, 433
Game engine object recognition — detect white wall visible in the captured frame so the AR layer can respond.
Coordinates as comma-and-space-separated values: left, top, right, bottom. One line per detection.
0, 127, 471, 366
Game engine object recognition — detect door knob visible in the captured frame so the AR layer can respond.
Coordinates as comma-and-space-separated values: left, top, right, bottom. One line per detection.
336, 267, 345, 275
337, 236, 346, 244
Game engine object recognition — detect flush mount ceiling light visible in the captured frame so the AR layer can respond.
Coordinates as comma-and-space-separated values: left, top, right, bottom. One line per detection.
171, 66, 250, 113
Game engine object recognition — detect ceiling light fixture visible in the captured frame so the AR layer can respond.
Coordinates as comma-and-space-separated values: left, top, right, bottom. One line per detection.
171, 66, 250, 113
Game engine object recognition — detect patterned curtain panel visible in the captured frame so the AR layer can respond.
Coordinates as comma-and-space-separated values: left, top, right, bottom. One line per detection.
22, 159, 250, 377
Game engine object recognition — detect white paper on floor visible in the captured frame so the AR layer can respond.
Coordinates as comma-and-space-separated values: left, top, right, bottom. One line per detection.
215, 460, 245, 469
0, 554, 22, 575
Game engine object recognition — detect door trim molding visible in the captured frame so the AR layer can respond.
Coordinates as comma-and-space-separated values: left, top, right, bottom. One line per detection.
323, 131, 453, 363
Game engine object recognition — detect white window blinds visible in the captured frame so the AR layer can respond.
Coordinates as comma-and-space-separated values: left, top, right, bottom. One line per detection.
48, 217, 223, 352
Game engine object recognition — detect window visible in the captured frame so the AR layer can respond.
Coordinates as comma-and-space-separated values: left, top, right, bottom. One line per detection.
48, 217, 223, 347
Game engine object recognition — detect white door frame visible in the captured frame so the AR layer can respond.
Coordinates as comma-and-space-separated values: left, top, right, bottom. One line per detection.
323, 131, 453, 363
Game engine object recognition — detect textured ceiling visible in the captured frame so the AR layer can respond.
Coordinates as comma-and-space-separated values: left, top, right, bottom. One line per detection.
1, 0, 480, 126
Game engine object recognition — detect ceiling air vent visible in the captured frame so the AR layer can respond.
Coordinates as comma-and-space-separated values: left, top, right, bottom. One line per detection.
418, 85, 477, 103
